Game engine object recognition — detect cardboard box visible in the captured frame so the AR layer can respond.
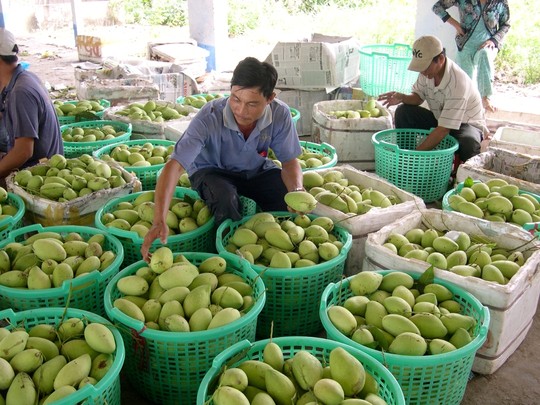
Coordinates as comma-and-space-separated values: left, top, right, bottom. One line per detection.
266, 34, 360, 90
276, 88, 332, 135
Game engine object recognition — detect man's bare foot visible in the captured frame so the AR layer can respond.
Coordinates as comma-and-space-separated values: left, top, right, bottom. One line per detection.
482, 97, 497, 113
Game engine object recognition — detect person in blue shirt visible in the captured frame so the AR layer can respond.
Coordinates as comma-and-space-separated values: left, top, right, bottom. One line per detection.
0, 29, 63, 183
141, 57, 304, 260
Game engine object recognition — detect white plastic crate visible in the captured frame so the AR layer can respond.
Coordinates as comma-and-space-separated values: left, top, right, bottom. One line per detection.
456, 147, 540, 195
489, 126, 540, 156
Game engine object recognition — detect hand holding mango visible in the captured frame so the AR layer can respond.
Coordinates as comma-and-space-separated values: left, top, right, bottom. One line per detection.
284, 190, 317, 214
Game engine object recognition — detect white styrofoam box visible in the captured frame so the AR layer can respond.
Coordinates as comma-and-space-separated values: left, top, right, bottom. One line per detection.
265, 34, 360, 90
363, 209, 540, 309
276, 88, 332, 136
472, 318, 533, 374
309, 165, 426, 235
456, 148, 540, 195
6, 162, 142, 227
363, 209, 540, 362
489, 126, 540, 156
104, 105, 196, 137
312, 100, 393, 171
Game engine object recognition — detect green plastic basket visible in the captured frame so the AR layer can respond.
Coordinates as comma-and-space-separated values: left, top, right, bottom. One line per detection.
216, 211, 352, 338
320, 270, 490, 405
197, 336, 406, 405
61, 120, 132, 158
290, 106, 301, 125
359, 43, 419, 97
442, 180, 540, 235
57, 99, 111, 125
104, 251, 266, 405
0, 307, 124, 405
372, 128, 459, 202
300, 140, 338, 171
94, 187, 216, 266
0, 192, 25, 240
0, 224, 124, 315
93, 139, 175, 191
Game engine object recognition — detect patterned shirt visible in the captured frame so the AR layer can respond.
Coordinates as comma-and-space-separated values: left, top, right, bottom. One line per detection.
412, 58, 487, 133
432, 0, 510, 50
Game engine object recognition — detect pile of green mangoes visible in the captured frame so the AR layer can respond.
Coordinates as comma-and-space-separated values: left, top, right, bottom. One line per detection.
327, 99, 381, 119
383, 227, 525, 285
0, 187, 20, 224
268, 145, 333, 170
112, 247, 256, 332
0, 231, 117, 289
207, 342, 389, 404
178, 94, 224, 109
224, 212, 343, 269
327, 271, 477, 356
448, 178, 540, 226
114, 100, 192, 122
61, 124, 127, 143
13, 154, 127, 202
303, 170, 401, 214
53, 99, 105, 117
99, 142, 174, 168
100, 190, 211, 238
0, 317, 117, 404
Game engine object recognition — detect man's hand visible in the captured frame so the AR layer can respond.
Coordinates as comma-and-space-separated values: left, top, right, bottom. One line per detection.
479, 39, 496, 50
140, 221, 169, 262
378, 91, 403, 108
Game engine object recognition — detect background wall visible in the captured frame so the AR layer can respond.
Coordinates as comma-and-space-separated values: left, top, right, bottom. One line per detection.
415, 0, 459, 61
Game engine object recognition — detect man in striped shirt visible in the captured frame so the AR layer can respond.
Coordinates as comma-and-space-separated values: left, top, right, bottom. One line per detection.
379, 35, 488, 162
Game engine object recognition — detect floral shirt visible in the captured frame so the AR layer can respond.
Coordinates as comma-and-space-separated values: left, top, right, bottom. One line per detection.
433, 0, 510, 51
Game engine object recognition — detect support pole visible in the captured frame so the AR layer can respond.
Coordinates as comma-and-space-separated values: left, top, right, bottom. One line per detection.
70, 0, 82, 46
0, 0, 5, 28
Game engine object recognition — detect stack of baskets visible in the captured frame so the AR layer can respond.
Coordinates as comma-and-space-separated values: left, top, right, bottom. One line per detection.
0, 191, 25, 240
359, 43, 419, 97
372, 128, 459, 202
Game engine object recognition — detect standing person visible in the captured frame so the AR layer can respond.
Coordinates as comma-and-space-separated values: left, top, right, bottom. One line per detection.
0, 28, 63, 183
432, 0, 511, 112
379, 35, 488, 163
141, 57, 305, 261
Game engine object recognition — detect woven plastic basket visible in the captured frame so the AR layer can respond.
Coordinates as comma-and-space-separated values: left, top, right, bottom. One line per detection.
320, 270, 490, 405
57, 99, 111, 125
442, 180, 540, 235
216, 211, 352, 338
0, 307, 124, 405
0, 192, 25, 240
94, 187, 216, 265
290, 106, 301, 125
61, 120, 132, 158
93, 139, 175, 190
197, 336, 406, 405
359, 43, 419, 97
300, 140, 338, 171
372, 128, 459, 202
104, 251, 266, 405
0, 224, 124, 315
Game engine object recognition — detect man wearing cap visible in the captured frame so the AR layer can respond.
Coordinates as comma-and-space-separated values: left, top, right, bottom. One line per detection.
379, 35, 487, 163
0, 28, 62, 182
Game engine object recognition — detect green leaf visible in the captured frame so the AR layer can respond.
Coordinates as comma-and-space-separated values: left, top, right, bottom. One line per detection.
367, 325, 394, 351
415, 265, 435, 293
74, 111, 100, 122
463, 177, 475, 188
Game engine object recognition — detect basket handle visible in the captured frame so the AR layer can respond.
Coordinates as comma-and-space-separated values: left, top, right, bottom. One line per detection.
378, 140, 399, 152
9, 223, 46, 240
211, 339, 252, 368
215, 219, 233, 252
321, 142, 337, 155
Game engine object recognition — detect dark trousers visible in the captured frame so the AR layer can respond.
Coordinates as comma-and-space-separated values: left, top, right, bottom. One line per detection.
189, 168, 288, 225
394, 104, 482, 162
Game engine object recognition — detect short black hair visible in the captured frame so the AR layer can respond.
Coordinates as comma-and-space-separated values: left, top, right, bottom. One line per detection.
231, 57, 278, 99
432, 48, 446, 62
0, 55, 18, 64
